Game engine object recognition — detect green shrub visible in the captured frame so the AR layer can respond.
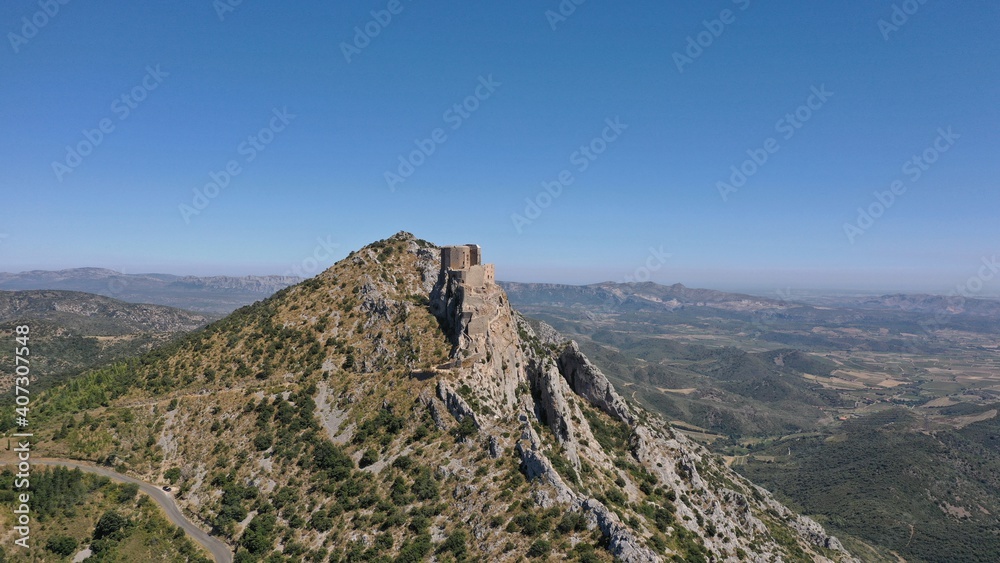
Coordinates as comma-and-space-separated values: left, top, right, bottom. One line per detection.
393, 533, 431, 563
164, 467, 182, 484
360, 448, 379, 468
45, 535, 78, 556
527, 539, 552, 558
412, 467, 438, 501
253, 432, 274, 451
437, 528, 468, 559
239, 513, 276, 555
452, 417, 478, 442
557, 511, 587, 533
94, 510, 129, 540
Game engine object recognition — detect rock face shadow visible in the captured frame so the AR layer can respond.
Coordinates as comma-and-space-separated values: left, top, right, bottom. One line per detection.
408, 370, 437, 381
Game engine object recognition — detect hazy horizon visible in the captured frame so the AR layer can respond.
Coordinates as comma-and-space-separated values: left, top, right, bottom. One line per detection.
3, 260, 998, 299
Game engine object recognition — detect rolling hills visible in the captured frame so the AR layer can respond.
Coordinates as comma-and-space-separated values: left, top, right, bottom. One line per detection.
0, 290, 209, 396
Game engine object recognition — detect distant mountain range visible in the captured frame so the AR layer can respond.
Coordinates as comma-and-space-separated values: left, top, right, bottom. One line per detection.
501, 281, 1000, 319
499, 281, 785, 313
852, 293, 1000, 317
0, 268, 301, 315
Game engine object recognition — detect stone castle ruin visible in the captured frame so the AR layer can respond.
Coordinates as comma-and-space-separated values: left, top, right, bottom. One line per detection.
440, 244, 495, 288
431, 244, 497, 351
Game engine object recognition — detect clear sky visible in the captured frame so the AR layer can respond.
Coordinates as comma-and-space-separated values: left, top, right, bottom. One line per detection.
1, 1, 997, 294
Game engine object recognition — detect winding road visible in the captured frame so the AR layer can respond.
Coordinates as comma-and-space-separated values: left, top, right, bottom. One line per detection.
4, 458, 233, 563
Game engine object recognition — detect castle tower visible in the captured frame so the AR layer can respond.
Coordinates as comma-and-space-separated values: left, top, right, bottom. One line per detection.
465, 244, 481, 266
440, 244, 494, 290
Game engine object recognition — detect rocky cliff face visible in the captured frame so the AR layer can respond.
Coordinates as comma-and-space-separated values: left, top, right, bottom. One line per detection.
36, 232, 856, 562
425, 240, 855, 562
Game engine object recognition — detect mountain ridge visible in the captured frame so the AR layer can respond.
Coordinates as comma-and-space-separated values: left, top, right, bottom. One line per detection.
500, 281, 790, 315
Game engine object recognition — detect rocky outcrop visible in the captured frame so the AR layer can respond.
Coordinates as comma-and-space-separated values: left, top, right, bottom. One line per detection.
756, 485, 853, 557
417, 387, 453, 431
583, 498, 663, 563
429, 258, 524, 414
514, 414, 576, 507
557, 341, 635, 425
437, 380, 479, 427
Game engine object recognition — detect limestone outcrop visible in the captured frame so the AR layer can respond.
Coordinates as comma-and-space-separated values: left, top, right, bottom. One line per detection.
426, 240, 856, 562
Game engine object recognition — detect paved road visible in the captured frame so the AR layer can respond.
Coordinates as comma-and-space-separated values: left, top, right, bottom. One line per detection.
13, 459, 233, 563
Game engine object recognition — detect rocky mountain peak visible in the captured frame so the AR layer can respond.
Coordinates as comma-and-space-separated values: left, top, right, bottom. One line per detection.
34, 234, 857, 562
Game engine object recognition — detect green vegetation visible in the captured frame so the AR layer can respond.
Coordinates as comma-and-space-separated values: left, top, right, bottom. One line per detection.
238, 512, 277, 557
581, 405, 630, 454
738, 409, 1000, 562
45, 534, 78, 556
0, 466, 211, 563
437, 528, 468, 560
526, 539, 551, 558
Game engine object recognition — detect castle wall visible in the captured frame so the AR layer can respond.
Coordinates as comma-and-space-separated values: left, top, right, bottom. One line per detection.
465, 265, 486, 288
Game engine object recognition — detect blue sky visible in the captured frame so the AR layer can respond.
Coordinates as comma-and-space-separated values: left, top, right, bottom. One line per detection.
1, 0, 997, 293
